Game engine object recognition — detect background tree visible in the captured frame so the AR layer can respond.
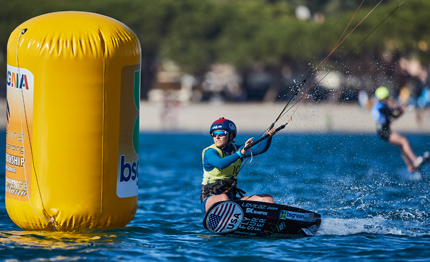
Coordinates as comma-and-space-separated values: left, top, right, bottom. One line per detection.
0, 0, 428, 100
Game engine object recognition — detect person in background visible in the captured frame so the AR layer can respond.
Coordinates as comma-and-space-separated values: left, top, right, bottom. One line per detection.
201, 117, 276, 212
371, 86, 428, 172
358, 90, 369, 110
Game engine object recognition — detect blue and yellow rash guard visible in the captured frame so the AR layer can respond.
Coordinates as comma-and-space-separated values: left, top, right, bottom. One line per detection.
371, 101, 392, 128
201, 137, 273, 186
371, 101, 402, 140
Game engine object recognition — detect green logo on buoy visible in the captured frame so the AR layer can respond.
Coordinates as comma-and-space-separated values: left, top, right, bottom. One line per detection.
133, 115, 139, 154
133, 70, 140, 154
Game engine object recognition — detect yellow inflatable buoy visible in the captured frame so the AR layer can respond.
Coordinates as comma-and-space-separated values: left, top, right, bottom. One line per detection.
5, 11, 141, 231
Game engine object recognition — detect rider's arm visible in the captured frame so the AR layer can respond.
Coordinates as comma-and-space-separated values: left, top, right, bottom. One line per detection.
203, 148, 241, 171
240, 136, 273, 158
379, 106, 391, 116
390, 105, 404, 119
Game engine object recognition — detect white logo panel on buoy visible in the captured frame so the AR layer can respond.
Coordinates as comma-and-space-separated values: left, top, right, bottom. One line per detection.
117, 66, 140, 198
5, 65, 34, 201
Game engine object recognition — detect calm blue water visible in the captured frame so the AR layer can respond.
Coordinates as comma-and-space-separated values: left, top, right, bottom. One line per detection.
1, 131, 430, 261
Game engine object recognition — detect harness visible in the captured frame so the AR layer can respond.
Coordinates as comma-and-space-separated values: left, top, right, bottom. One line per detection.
200, 176, 246, 202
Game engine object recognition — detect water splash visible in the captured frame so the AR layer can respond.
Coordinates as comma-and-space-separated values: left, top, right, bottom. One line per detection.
318, 216, 403, 236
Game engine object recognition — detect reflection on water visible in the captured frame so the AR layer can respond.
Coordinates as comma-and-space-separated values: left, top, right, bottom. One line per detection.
0, 229, 126, 249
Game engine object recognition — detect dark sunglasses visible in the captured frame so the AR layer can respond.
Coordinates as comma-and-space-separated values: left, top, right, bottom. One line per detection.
211, 130, 229, 137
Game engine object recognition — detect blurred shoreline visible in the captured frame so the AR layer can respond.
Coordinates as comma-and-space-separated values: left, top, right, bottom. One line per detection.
141, 101, 430, 134
1, 99, 429, 134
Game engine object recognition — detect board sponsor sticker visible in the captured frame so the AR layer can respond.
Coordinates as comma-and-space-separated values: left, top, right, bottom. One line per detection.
280, 210, 314, 221
301, 228, 313, 236
206, 201, 244, 233
277, 221, 286, 232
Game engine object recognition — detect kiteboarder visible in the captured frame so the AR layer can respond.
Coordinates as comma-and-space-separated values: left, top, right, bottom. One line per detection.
201, 117, 276, 212
371, 86, 428, 172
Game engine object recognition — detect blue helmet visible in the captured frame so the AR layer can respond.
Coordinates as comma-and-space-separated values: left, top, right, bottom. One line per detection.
210, 117, 237, 138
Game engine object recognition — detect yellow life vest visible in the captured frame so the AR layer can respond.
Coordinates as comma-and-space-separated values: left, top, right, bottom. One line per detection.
202, 144, 242, 185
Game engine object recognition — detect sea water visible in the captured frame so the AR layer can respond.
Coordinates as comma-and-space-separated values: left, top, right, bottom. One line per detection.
1, 131, 430, 261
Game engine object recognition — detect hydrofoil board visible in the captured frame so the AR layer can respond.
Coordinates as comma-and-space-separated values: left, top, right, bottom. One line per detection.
203, 200, 321, 238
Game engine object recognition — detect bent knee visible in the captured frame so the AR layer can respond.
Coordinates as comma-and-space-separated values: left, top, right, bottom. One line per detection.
244, 194, 275, 203
256, 194, 274, 200
205, 194, 230, 210
261, 195, 275, 203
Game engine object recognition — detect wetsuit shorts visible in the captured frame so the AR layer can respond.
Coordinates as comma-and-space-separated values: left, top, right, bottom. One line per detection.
377, 127, 391, 141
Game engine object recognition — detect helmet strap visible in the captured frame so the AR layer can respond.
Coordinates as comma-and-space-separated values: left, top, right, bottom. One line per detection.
220, 133, 233, 150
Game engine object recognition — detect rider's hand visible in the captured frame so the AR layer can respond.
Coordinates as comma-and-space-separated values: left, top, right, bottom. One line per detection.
241, 137, 254, 155
267, 128, 276, 137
